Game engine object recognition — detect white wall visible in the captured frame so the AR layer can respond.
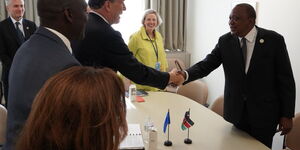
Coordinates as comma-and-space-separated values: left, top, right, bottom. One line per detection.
186, 0, 300, 114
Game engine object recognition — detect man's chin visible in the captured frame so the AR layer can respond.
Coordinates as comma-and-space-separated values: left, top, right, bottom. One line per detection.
230, 31, 237, 36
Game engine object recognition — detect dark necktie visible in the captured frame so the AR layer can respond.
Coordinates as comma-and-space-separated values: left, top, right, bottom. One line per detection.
15, 22, 25, 43
241, 37, 247, 64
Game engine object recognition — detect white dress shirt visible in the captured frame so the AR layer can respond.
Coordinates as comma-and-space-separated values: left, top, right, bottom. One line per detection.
238, 26, 257, 73
45, 27, 73, 54
10, 17, 25, 36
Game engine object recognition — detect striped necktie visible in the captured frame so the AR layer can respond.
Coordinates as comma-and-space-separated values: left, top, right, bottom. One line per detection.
15, 21, 25, 43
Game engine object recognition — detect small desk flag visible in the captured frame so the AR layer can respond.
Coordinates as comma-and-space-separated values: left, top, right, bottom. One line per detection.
163, 111, 170, 133
181, 111, 194, 130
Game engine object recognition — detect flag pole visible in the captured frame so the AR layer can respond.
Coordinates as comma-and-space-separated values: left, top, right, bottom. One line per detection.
184, 108, 192, 144
164, 109, 172, 146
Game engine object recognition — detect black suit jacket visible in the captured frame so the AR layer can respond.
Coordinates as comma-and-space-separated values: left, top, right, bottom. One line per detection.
186, 27, 295, 127
0, 17, 37, 81
73, 13, 169, 89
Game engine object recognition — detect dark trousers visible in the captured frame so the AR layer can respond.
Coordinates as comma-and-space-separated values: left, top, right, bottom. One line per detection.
234, 105, 277, 148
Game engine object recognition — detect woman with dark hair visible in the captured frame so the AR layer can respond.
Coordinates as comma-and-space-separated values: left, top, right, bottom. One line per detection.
16, 66, 128, 150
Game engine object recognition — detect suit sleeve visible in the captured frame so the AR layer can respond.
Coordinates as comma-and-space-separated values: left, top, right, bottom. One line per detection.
274, 35, 295, 118
0, 25, 11, 66
185, 40, 223, 83
105, 31, 170, 89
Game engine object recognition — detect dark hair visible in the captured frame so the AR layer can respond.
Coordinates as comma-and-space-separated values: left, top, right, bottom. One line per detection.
16, 66, 127, 150
37, 0, 72, 20
88, 0, 115, 9
236, 3, 256, 20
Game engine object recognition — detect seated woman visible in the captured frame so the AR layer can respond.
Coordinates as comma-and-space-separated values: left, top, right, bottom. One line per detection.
128, 9, 168, 91
16, 66, 127, 150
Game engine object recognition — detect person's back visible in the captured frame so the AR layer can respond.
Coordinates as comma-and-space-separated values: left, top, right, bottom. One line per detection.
15, 66, 128, 150
5, 28, 80, 149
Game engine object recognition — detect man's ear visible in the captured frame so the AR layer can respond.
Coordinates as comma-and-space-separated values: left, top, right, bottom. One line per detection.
64, 8, 73, 23
249, 18, 255, 25
103, 0, 111, 12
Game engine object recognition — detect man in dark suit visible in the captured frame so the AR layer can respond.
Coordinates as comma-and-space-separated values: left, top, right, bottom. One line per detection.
180, 4, 295, 148
72, 0, 184, 89
4, 0, 87, 149
0, 0, 37, 106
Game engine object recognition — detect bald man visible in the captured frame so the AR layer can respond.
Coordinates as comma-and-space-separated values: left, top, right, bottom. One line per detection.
4, 0, 87, 149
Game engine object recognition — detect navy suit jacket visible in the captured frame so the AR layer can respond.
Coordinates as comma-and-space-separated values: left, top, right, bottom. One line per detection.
186, 27, 295, 127
4, 27, 80, 150
0, 17, 37, 81
73, 13, 169, 89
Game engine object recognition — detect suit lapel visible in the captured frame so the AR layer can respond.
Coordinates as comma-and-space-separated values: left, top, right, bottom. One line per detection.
7, 17, 22, 45
22, 20, 31, 40
247, 27, 264, 74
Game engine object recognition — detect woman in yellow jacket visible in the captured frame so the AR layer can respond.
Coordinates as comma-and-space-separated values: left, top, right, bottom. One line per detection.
128, 9, 168, 91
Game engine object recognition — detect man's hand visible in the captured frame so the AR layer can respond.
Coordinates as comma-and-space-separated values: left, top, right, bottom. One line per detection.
278, 117, 293, 135
168, 68, 184, 86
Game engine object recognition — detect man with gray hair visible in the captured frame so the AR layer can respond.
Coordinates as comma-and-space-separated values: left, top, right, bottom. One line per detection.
0, 0, 37, 106
4, 0, 87, 149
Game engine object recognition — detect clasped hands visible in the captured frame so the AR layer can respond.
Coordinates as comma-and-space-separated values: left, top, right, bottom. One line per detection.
168, 68, 186, 87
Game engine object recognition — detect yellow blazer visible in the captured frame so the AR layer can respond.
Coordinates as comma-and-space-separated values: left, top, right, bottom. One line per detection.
128, 26, 168, 91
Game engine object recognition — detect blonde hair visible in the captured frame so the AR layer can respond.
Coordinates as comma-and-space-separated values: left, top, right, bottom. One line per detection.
141, 9, 163, 27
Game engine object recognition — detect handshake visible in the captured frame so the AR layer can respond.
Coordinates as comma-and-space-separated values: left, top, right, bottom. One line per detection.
168, 68, 186, 87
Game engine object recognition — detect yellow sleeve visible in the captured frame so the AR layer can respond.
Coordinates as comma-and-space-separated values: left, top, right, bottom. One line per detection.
128, 34, 138, 56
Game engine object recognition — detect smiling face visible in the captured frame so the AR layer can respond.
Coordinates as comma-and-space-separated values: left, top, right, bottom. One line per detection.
229, 5, 255, 37
6, 0, 25, 21
143, 13, 158, 33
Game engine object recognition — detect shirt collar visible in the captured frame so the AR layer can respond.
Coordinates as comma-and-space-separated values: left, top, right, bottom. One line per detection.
45, 27, 72, 54
10, 16, 23, 26
239, 26, 257, 43
90, 10, 110, 24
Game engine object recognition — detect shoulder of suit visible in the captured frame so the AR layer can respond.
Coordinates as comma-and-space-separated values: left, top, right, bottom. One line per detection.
219, 32, 234, 40
23, 19, 37, 26
256, 26, 283, 39
0, 18, 11, 26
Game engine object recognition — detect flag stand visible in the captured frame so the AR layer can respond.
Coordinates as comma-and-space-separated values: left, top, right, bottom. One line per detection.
164, 119, 172, 146
164, 110, 172, 146
184, 128, 192, 144
184, 108, 193, 144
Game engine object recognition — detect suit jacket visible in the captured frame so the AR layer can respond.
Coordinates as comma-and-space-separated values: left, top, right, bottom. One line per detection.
4, 27, 80, 150
0, 17, 37, 81
72, 13, 169, 89
186, 26, 295, 127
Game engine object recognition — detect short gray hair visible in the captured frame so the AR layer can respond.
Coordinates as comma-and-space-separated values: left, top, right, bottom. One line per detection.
5, 0, 10, 6
5, 0, 24, 6
141, 9, 163, 27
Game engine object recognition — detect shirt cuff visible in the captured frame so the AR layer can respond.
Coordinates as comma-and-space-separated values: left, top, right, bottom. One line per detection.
184, 70, 189, 81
